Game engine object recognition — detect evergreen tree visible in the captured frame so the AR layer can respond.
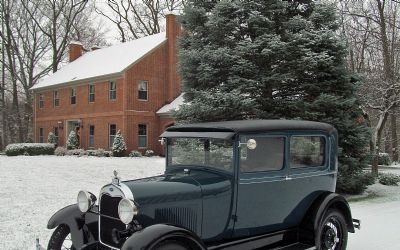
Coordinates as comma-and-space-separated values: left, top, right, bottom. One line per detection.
177, 0, 371, 194
112, 130, 127, 157
67, 131, 79, 150
47, 132, 57, 144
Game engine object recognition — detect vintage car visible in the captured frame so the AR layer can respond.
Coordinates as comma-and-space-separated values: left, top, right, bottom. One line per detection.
47, 120, 360, 250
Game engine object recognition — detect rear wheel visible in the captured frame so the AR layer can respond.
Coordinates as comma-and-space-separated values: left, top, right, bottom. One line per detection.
153, 240, 188, 250
47, 224, 75, 250
316, 209, 348, 250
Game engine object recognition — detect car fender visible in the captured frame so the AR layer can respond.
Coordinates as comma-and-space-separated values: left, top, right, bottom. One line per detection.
48, 204, 99, 248
121, 224, 207, 250
300, 192, 355, 238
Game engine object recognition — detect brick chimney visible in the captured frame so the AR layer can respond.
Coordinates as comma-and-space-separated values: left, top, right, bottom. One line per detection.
165, 13, 182, 102
69, 41, 83, 62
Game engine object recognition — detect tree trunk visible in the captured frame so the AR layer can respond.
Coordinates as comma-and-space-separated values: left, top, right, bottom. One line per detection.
391, 113, 398, 162
372, 111, 389, 176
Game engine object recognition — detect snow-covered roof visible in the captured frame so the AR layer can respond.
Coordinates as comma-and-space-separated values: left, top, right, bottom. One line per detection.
31, 32, 167, 90
156, 93, 184, 116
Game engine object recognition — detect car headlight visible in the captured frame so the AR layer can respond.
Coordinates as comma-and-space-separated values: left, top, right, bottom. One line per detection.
77, 190, 96, 212
118, 198, 138, 224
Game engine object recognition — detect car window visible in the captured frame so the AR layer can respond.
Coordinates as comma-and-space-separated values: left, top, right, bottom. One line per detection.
290, 136, 325, 168
167, 138, 234, 172
240, 136, 285, 172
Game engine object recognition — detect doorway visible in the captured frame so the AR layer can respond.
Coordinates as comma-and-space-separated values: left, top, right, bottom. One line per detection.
66, 120, 81, 147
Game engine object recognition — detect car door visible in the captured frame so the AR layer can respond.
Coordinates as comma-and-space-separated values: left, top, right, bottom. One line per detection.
233, 133, 291, 237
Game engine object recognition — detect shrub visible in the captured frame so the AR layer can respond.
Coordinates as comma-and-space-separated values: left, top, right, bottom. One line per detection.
47, 132, 57, 144
144, 149, 155, 157
103, 151, 112, 157
67, 131, 79, 150
86, 148, 107, 157
55, 147, 68, 156
336, 171, 373, 195
378, 153, 391, 165
379, 173, 400, 186
112, 130, 127, 157
366, 153, 391, 166
129, 150, 142, 157
25, 138, 33, 143
5, 143, 55, 156
66, 149, 86, 156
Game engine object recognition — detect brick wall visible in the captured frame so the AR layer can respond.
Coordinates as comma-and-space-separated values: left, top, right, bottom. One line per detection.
33, 15, 182, 155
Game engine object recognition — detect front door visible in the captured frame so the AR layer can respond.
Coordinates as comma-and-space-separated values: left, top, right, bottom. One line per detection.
233, 134, 290, 237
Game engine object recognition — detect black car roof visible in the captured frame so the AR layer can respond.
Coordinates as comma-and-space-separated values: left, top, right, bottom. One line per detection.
165, 120, 336, 134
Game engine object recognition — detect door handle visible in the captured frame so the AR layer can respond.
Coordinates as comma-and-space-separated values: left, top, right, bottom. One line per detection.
284, 176, 292, 181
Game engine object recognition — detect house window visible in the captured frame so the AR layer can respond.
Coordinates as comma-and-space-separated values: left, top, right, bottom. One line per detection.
89, 125, 95, 147
70, 87, 76, 104
53, 90, 59, 107
138, 80, 148, 100
290, 136, 325, 168
138, 124, 147, 148
109, 81, 116, 100
39, 94, 44, 108
39, 128, 44, 143
88, 84, 95, 102
54, 127, 59, 143
109, 124, 116, 148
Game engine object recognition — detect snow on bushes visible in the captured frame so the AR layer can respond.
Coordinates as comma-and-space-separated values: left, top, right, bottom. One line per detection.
67, 131, 79, 149
129, 150, 142, 157
47, 132, 57, 144
112, 130, 127, 157
145, 149, 155, 157
5, 143, 55, 156
55, 147, 68, 156
379, 173, 400, 186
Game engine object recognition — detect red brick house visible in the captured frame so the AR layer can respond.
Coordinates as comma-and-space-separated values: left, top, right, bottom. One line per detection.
31, 14, 182, 154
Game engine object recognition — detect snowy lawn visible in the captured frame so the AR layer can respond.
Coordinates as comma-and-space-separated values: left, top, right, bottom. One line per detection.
1, 155, 400, 250
0, 155, 165, 250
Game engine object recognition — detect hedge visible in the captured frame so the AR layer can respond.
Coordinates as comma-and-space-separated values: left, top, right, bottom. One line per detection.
5, 143, 55, 156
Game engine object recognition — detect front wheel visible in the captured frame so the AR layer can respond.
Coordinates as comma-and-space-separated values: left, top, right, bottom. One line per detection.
153, 240, 189, 250
316, 209, 348, 250
47, 224, 75, 250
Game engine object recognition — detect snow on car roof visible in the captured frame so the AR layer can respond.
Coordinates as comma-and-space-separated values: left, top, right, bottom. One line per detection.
31, 32, 167, 90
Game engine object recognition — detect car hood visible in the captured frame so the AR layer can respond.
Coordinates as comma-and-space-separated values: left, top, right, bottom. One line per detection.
122, 173, 202, 205
122, 169, 232, 205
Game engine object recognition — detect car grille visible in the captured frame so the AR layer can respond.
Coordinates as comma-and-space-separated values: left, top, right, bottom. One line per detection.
99, 193, 126, 249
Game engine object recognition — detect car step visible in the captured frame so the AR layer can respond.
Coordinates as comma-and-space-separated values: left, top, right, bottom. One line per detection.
272, 243, 316, 250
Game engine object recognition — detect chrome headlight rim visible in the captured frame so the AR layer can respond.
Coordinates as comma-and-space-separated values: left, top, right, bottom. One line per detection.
77, 190, 96, 213
118, 198, 138, 224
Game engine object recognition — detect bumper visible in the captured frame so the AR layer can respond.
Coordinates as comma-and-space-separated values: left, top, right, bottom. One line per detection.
352, 218, 361, 230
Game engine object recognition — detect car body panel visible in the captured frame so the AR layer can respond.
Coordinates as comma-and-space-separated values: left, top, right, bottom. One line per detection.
46, 120, 356, 250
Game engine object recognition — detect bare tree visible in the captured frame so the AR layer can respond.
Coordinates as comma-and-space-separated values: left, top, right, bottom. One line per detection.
339, 0, 400, 174
21, 0, 88, 72
95, 0, 185, 42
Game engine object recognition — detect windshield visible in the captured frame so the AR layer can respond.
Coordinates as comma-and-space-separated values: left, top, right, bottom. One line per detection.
167, 138, 234, 172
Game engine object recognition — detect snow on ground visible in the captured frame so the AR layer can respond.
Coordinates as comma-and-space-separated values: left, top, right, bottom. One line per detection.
1, 155, 400, 250
0, 155, 165, 250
